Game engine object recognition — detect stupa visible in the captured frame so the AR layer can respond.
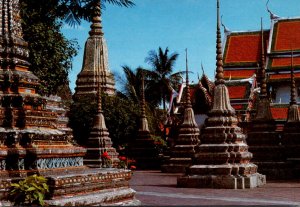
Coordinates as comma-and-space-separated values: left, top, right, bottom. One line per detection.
0, 0, 140, 205
177, 0, 265, 189
161, 49, 200, 173
83, 71, 119, 167
282, 52, 300, 178
246, 19, 286, 179
74, 0, 115, 97
128, 75, 160, 169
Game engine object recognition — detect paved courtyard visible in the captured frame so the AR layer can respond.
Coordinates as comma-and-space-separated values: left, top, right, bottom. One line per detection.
130, 171, 300, 206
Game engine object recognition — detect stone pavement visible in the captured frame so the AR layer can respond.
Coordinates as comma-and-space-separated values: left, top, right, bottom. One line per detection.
130, 170, 300, 206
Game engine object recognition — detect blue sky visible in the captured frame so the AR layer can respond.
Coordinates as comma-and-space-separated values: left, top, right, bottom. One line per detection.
62, 0, 300, 93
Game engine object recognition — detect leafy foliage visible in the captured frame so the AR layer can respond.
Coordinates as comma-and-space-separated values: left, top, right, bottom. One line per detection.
20, 0, 78, 95
60, 0, 135, 26
69, 93, 165, 147
9, 174, 49, 206
120, 66, 159, 107
144, 47, 183, 110
69, 93, 139, 147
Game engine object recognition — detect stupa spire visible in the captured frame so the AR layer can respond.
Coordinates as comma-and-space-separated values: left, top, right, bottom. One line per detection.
89, 0, 104, 36
260, 18, 268, 97
185, 49, 192, 108
253, 18, 273, 121
286, 50, 300, 123
215, 0, 225, 85
139, 73, 150, 131
290, 50, 297, 105
96, 75, 103, 114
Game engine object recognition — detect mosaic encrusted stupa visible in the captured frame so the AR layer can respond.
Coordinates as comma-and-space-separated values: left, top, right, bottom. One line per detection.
0, 0, 85, 177
0, 1, 139, 205
177, 0, 265, 189
161, 50, 200, 173
74, 1, 115, 97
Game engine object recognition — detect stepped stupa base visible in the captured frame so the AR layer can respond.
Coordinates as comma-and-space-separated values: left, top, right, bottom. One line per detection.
177, 165, 266, 189
0, 167, 140, 206
161, 158, 192, 173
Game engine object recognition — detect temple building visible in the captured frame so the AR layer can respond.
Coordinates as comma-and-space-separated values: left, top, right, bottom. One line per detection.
74, 1, 116, 98
170, 13, 300, 133
222, 13, 300, 129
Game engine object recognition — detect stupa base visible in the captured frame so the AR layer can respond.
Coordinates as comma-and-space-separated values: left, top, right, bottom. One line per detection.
161, 158, 192, 173
177, 164, 266, 189
0, 167, 140, 206
45, 188, 140, 206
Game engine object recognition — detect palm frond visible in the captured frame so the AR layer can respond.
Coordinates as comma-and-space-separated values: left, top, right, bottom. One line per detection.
59, 0, 134, 26
103, 0, 134, 7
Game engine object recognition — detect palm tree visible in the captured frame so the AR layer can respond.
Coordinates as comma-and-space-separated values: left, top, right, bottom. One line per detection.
59, 0, 134, 26
121, 65, 161, 107
121, 65, 143, 104
145, 47, 182, 110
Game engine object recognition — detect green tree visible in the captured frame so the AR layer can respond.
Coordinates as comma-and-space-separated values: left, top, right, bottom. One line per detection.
21, 0, 78, 95
69, 92, 165, 147
121, 66, 143, 104
69, 93, 139, 147
145, 47, 183, 110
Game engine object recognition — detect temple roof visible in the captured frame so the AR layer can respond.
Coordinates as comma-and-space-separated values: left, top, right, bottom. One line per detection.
270, 105, 289, 121
269, 72, 300, 82
223, 31, 269, 67
227, 84, 249, 99
269, 18, 300, 53
224, 69, 256, 79
268, 56, 300, 70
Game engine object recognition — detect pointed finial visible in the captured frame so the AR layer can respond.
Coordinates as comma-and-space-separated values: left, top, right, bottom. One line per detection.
266, 0, 280, 20
221, 15, 230, 33
290, 49, 297, 105
260, 18, 268, 97
201, 62, 205, 75
185, 49, 192, 108
89, 0, 104, 36
215, 0, 225, 85
141, 73, 147, 118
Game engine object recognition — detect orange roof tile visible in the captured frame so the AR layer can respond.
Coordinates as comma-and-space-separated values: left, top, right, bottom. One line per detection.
224, 69, 256, 79
270, 56, 300, 68
232, 104, 244, 110
270, 107, 288, 120
227, 85, 247, 99
272, 19, 300, 52
223, 31, 269, 66
190, 88, 196, 100
269, 72, 300, 80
